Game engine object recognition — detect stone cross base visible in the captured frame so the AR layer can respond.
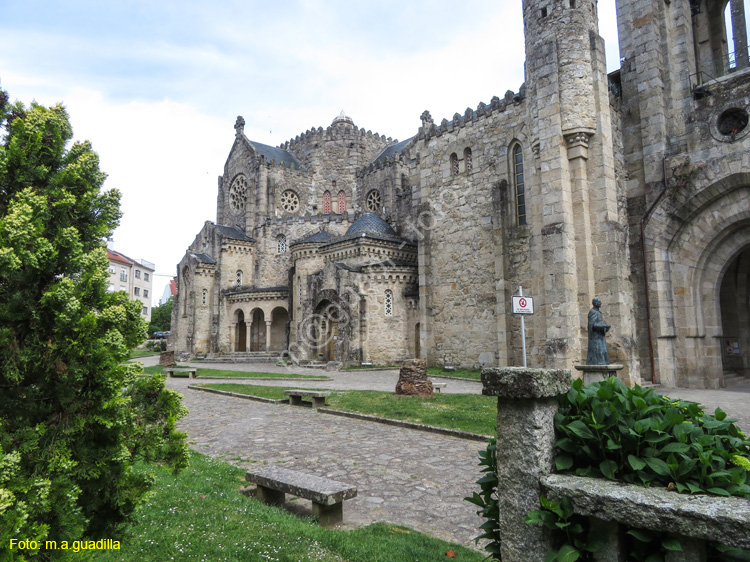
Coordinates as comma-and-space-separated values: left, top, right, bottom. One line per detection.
574, 364, 623, 384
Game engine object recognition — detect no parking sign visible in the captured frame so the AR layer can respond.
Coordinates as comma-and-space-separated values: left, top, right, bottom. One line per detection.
512, 295, 534, 315
512, 289, 533, 368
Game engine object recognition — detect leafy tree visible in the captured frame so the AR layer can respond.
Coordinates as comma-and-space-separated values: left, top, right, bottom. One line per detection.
0, 89, 189, 560
148, 296, 173, 334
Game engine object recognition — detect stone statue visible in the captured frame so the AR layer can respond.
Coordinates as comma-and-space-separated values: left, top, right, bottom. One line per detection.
586, 298, 610, 365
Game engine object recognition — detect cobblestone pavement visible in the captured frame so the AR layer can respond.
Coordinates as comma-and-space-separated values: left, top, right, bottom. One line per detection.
140, 356, 750, 548
165, 373, 487, 549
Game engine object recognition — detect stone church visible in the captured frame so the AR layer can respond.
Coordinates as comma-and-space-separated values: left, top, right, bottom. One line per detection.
172, 0, 750, 389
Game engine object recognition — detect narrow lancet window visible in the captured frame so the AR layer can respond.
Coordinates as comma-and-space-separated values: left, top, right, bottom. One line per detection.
514, 144, 526, 226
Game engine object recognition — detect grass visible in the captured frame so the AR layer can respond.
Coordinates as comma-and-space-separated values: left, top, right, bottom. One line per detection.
130, 349, 161, 358
328, 390, 495, 435
143, 365, 329, 380
343, 365, 399, 370
99, 452, 484, 562
427, 367, 482, 381
195, 383, 298, 401
197, 384, 496, 435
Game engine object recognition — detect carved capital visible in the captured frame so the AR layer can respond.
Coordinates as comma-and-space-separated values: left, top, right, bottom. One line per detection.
564, 130, 594, 160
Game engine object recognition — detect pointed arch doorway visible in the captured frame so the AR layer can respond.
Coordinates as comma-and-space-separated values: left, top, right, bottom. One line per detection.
719, 246, 750, 378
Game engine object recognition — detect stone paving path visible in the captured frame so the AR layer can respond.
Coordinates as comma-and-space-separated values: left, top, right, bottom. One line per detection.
166, 373, 487, 548
141, 356, 750, 549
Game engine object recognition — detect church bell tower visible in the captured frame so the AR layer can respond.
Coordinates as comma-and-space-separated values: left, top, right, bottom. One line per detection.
522, 0, 638, 381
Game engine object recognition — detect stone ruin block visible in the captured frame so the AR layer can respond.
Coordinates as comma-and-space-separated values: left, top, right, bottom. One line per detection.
159, 351, 177, 367
395, 358, 433, 397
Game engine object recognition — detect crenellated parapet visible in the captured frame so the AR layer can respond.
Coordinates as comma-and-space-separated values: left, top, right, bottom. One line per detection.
357, 151, 406, 178
280, 125, 395, 153
417, 86, 527, 142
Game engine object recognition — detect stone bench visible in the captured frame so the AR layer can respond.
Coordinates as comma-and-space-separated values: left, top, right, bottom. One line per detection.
284, 389, 330, 408
432, 382, 447, 393
165, 368, 197, 379
246, 466, 357, 526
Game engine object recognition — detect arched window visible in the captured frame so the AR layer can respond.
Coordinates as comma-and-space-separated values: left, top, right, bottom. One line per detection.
464, 147, 473, 173
336, 190, 346, 214
277, 234, 287, 254
724, 1, 750, 72
450, 153, 459, 176
513, 144, 527, 226
235, 270, 243, 288
322, 191, 332, 214
384, 289, 393, 317
202, 288, 207, 305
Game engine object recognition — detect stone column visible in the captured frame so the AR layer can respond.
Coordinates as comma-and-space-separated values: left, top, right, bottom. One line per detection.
566, 131, 596, 309
731, 0, 749, 70
481, 367, 570, 562
228, 324, 235, 352
245, 321, 252, 351
265, 320, 272, 352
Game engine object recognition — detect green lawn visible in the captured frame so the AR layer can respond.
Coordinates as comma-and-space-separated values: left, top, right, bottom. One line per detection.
144, 365, 329, 380
427, 367, 482, 381
98, 452, 484, 562
197, 384, 496, 436
195, 383, 297, 401
129, 349, 160, 359
343, 365, 400, 370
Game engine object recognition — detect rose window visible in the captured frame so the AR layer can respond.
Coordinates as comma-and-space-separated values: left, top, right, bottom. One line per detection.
717, 108, 749, 136
229, 176, 247, 213
280, 190, 300, 213
366, 190, 382, 212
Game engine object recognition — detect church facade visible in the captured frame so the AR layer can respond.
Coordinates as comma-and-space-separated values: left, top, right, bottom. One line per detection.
171, 0, 750, 389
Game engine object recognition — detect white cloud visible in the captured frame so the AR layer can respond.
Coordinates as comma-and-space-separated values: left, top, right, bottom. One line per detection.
38, 89, 229, 304
1, 0, 625, 306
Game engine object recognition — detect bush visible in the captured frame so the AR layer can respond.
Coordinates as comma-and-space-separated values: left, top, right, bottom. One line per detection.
555, 377, 750, 496
0, 91, 188, 561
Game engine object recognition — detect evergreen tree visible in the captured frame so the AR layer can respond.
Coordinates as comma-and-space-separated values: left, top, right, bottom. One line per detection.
0, 89, 189, 560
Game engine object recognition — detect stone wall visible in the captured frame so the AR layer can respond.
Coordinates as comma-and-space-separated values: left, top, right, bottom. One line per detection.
407, 96, 533, 369
482, 368, 750, 561
619, 0, 750, 386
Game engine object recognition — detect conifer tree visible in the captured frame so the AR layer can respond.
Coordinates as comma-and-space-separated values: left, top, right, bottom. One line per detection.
0, 89, 189, 560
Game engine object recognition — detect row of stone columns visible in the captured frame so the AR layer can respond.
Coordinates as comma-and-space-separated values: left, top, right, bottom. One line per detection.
227, 320, 273, 352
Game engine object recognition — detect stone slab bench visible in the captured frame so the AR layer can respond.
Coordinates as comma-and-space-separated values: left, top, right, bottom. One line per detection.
284, 389, 330, 408
246, 465, 357, 526
432, 382, 447, 393
165, 368, 197, 379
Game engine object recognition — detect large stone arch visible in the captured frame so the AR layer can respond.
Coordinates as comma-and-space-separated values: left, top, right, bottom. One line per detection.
270, 306, 289, 352
249, 307, 266, 352
645, 171, 750, 387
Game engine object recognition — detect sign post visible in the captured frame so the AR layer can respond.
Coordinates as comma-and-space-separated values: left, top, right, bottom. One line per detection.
511, 287, 534, 367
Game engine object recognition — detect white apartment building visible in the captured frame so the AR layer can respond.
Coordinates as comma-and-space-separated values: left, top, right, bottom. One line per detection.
107, 249, 155, 322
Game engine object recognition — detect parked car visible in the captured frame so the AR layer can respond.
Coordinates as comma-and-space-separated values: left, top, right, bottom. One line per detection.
153, 331, 166, 339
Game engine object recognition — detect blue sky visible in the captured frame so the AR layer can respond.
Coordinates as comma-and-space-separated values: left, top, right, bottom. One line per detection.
1, 0, 620, 305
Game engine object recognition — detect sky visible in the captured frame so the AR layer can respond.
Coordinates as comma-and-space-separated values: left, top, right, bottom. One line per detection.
0, 0, 621, 306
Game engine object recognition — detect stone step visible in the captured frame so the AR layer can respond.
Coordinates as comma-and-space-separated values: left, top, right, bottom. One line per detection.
640, 381, 661, 389
723, 372, 750, 387
205, 352, 283, 364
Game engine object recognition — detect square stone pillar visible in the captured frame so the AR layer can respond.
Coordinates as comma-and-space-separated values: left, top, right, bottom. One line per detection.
482, 367, 571, 562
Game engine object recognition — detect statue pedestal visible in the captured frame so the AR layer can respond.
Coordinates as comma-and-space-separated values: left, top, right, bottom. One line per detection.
574, 364, 623, 384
